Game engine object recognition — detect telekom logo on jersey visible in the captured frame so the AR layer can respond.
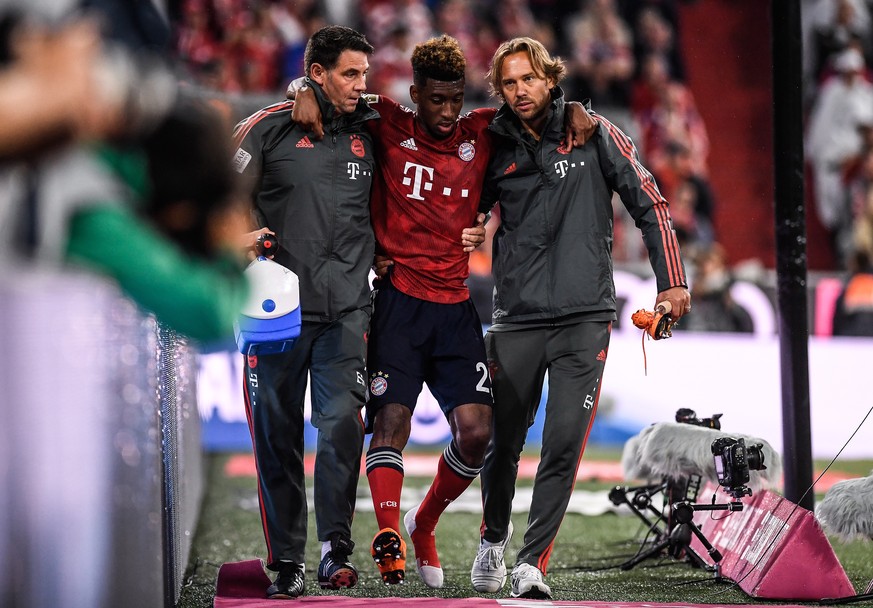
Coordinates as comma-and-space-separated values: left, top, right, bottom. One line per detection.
401, 161, 470, 200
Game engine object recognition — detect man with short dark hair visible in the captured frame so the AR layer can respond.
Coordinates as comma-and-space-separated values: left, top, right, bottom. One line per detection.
232, 25, 378, 599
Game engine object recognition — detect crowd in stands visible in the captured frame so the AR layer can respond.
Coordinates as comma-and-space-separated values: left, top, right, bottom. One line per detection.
168, 0, 873, 335
802, 0, 873, 334
7, 0, 869, 336
168, 0, 766, 332
804, 0, 873, 271
170, 0, 716, 257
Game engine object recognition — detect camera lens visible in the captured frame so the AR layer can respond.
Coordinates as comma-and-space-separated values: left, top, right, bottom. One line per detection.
745, 444, 766, 471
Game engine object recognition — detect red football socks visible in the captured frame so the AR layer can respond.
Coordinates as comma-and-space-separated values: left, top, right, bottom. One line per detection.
366, 447, 404, 531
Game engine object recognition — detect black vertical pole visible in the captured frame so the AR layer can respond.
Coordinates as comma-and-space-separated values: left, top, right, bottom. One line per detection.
772, 0, 815, 510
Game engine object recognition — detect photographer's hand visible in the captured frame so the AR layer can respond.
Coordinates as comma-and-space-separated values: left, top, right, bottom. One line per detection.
0, 18, 126, 160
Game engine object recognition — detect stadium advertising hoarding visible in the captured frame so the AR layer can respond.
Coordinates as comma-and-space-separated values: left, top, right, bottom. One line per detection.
198, 270, 871, 459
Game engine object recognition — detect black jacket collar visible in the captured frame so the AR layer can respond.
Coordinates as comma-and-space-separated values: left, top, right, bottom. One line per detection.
308, 80, 380, 131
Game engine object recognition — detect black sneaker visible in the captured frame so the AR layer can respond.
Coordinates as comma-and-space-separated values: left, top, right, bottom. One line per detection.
267, 561, 305, 599
318, 535, 358, 589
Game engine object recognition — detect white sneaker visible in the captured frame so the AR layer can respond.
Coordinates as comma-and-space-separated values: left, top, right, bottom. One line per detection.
510, 562, 552, 599
470, 521, 513, 593
403, 503, 444, 588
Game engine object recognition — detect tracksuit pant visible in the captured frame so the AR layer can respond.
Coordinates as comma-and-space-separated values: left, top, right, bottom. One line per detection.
243, 309, 368, 569
480, 320, 610, 573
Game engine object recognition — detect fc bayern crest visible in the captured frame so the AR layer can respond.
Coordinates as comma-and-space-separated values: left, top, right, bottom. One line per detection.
370, 375, 388, 396
350, 136, 366, 158
458, 142, 475, 162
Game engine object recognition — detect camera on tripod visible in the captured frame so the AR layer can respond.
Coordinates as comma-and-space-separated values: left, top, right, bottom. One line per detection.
711, 437, 767, 499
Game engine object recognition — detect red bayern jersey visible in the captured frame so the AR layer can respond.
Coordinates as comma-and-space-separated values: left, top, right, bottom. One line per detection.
367, 96, 496, 304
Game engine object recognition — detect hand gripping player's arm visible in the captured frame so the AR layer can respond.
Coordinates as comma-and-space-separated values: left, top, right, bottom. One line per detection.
288, 77, 324, 140
564, 100, 598, 148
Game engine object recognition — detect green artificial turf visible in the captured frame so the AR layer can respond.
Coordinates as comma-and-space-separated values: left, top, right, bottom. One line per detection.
177, 453, 873, 607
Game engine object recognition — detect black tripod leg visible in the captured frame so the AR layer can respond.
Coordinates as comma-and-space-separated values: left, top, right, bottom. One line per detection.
681, 544, 714, 571
686, 521, 723, 564
609, 485, 669, 539
620, 537, 671, 571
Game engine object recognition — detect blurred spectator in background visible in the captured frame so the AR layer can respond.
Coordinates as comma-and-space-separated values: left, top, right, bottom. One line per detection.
655, 140, 715, 247
368, 22, 416, 104
0, 15, 126, 161
563, 0, 635, 115
618, 0, 685, 77
361, 0, 433, 48
197, 55, 242, 93
631, 51, 670, 115
175, 0, 223, 82
495, 0, 537, 40
271, 0, 326, 83
681, 243, 753, 333
433, 0, 498, 103
832, 193, 873, 336
668, 176, 708, 251
809, 0, 871, 83
806, 46, 873, 258
233, 3, 283, 93
630, 6, 685, 82
491, 0, 560, 56
636, 75, 709, 184
840, 120, 873, 265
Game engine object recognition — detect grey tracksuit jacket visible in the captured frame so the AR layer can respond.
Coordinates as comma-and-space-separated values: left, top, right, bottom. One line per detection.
234, 84, 379, 322
232, 84, 378, 568
480, 91, 687, 324
477, 90, 687, 573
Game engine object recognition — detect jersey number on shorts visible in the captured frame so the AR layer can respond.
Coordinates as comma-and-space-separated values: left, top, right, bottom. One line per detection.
475, 362, 491, 395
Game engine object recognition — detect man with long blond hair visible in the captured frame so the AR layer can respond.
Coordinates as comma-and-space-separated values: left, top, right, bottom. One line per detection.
470, 37, 691, 599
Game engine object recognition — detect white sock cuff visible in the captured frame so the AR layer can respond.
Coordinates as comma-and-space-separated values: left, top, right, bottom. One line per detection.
444, 440, 481, 479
